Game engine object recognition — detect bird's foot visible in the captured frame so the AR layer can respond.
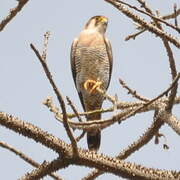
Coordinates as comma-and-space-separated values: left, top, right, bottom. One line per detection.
84, 79, 102, 93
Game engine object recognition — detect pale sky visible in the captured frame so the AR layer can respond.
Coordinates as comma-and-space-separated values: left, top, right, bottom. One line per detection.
0, 0, 179, 179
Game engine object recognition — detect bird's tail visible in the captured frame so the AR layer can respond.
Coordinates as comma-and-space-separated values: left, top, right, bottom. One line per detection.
87, 112, 101, 151
87, 130, 101, 151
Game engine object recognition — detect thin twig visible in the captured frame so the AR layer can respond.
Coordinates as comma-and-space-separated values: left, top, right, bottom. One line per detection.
136, 0, 178, 113
83, 111, 164, 180
0, 141, 62, 180
125, 29, 146, 41
118, 73, 180, 123
30, 43, 78, 156
105, 0, 180, 48
0, 0, 29, 31
76, 131, 86, 142
117, 0, 180, 33
119, 78, 149, 102
43, 74, 180, 131
96, 87, 116, 104
19, 157, 68, 180
1, 112, 180, 180
125, 4, 180, 41
160, 111, 180, 135
117, 111, 163, 159
66, 96, 83, 122
174, 4, 178, 27
163, 41, 178, 112
66, 96, 86, 142
137, 0, 153, 14
42, 31, 51, 61
162, 8, 180, 20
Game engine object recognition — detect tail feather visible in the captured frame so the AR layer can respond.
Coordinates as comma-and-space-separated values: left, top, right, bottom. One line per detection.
86, 110, 101, 151
87, 131, 101, 151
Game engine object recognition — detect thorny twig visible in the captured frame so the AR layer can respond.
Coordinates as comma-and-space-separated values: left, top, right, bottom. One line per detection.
83, 113, 164, 180
30, 41, 78, 156
174, 4, 178, 27
42, 31, 50, 61
125, 4, 180, 41
119, 78, 149, 102
66, 96, 83, 122
162, 7, 180, 20
136, 0, 179, 113
0, 141, 62, 180
117, 0, 180, 33
76, 131, 86, 142
105, 0, 180, 48
0, 0, 29, 31
43, 74, 180, 132
1, 112, 180, 180
19, 158, 68, 180
118, 73, 180, 123
125, 29, 146, 41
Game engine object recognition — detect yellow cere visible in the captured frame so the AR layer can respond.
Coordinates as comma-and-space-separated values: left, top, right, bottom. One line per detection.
98, 16, 107, 23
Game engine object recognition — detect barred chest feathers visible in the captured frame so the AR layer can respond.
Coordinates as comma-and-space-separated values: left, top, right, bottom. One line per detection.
75, 45, 110, 93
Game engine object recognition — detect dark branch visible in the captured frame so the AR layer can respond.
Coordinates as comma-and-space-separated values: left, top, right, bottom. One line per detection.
0, 141, 62, 180
0, 0, 29, 31
30, 43, 78, 155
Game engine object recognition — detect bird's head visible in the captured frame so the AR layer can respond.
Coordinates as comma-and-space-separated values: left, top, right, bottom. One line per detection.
84, 15, 108, 34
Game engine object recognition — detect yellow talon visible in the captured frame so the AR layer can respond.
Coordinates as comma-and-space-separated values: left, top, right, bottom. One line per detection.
84, 79, 102, 93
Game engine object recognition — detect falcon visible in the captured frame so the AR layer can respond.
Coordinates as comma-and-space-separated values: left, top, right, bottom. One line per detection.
70, 16, 113, 151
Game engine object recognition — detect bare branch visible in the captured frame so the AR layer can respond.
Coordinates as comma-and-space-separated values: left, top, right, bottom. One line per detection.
161, 112, 180, 135
66, 96, 83, 122
117, 112, 163, 159
30, 43, 78, 156
163, 41, 178, 112
83, 111, 164, 180
136, 0, 178, 113
96, 86, 116, 104
174, 4, 178, 27
0, 0, 29, 31
42, 31, 51, 61
125, 4, 180, 41
45, 96, 179, 120
105, 0, 180, 48
19, 158, 68, 180
0, 112, 71, 155
119, 78, 149, 102
43, 73, 179, 132
76, 131, 86, 142
118, 73, 180, 123
162, 8, 180, 20
117, 0, 180, 33
82, 170, 103, 180
1, 112, 180, 180
0, 141, 62, 180
125, 29, 146, 41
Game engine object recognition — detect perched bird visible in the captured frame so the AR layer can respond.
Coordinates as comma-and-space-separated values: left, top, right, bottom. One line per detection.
70, 15, 113, 151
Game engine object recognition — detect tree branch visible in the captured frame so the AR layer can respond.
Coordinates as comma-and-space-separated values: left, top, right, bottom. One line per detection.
30, 43, 78, 156
0, 141, 62, 180
105, 0, 180, 48
0, 0, 29, 31
0, 110, 180, 179
43, 73, 179, 131
82, 111, 164, 180
118, 0, 180, 33
19, 157, 68, 180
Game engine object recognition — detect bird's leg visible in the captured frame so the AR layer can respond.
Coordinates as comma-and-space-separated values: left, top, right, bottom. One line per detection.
84, 79, 102, 93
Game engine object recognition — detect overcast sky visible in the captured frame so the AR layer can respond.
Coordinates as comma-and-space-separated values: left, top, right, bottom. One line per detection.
0, 0, 179, 179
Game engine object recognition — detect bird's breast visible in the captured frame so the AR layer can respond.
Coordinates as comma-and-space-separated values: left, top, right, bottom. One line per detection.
75, 45, 110, 92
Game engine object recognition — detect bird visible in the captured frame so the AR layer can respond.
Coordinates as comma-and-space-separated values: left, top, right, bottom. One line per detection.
70, 15, 113, 151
